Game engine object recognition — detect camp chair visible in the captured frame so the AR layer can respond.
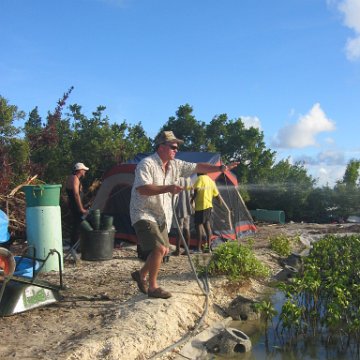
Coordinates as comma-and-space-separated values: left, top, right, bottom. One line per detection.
63, 239, 80, 262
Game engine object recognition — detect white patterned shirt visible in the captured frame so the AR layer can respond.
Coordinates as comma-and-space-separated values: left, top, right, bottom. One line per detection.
130, 152, 197, 231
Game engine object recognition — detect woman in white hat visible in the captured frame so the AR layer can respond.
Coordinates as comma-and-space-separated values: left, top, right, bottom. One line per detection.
65, 162, 89, 246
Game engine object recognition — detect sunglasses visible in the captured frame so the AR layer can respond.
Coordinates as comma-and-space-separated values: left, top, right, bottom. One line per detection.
165, 144, 179, 151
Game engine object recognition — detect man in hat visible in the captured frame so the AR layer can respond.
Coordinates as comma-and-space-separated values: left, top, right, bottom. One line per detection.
65, 162, 89, 247
130, 131, 239, 299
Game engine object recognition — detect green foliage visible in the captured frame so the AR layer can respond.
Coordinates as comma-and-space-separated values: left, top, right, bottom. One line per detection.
24, 106, 42, 138
341, 159, 360, 187
68, 103, 125, 182
68, 104, 151, 187
303, 186, 338, 223
248, 159, 316, 221
27, 88, 74, 182
329, 159, 360, 220
269, 234, 299, 257
254, 300, 278, 326
278, 234, 360, 342
22, 96, 152, 188
158, 104, 206, 151
159, 107, 276, 186
7, 138, 31, 184
0, 95, 24, 141
278, 299, 304, 333
193, 254, 210, 277
207, 241, 270, 281
333, 184, 360, 220
4, 91, 360, 226
121, 123, 152, 161
206, 114, 275, 184
0, 96, 29, 192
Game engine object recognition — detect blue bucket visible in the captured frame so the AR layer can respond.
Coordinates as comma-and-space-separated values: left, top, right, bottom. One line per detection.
0, 209, 10, 244
14, 257, 40, 278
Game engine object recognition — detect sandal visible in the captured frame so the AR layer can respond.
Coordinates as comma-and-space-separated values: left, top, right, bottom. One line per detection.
131, 270, 148, 294
148, 287, 172, 299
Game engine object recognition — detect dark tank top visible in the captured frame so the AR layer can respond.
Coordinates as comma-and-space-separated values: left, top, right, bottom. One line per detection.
66, 187, 83, 216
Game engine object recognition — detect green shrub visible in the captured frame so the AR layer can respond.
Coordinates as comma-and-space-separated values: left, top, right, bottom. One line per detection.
269, 234, 299, 257
278, 234, 360, 341
206, 241, 270, 281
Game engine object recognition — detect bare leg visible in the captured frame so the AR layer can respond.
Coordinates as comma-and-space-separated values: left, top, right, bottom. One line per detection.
173, 225, 181, 255
204, 220, 212, 249
142, 245, 167, 292
183, 227, 191, 249
195, 223, 203, 251
174, 218, 184, 255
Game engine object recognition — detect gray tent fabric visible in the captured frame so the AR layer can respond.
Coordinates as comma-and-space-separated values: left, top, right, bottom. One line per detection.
92, 152, 256, 246
174, 177, 194, 220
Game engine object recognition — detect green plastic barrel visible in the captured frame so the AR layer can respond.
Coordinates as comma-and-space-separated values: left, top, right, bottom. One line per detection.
250, 209, 285, 224
22, 185, 61, 207
23, 184, 63, 272
26, 206, 63, 272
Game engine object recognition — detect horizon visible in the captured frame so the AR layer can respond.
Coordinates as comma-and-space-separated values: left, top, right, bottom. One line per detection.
1, 0, 360, 187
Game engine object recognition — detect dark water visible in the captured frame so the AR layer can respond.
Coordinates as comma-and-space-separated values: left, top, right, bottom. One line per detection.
216, 291, 360, 360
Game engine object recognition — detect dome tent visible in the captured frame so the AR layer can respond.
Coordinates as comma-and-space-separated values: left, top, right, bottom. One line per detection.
91, 152, 256, 247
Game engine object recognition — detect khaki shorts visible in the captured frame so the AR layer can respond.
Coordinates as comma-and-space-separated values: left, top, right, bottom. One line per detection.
133, 220, 169, 252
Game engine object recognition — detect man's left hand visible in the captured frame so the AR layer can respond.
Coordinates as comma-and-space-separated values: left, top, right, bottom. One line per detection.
222, 162, 240, 172
227, 162, 240, 170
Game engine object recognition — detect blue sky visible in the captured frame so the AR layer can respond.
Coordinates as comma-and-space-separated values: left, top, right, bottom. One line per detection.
1, 0, 360, 187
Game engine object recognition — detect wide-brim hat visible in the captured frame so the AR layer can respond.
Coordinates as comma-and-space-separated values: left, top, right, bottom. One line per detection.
155, 131, 184, 145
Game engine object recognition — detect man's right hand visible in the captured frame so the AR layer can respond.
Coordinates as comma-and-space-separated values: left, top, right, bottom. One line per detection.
168, 184, 184, 195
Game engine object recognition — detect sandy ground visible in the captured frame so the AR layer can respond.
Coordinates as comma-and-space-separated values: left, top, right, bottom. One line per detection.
1, 222, 359, 360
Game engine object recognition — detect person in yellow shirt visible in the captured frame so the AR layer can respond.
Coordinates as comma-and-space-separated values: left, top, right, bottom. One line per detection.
192, 173, 222, 252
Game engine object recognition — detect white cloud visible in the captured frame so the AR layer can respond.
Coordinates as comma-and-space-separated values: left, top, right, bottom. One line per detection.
307, 164, 346, 187
295, 150, 345, 165
241, 116, 261, 130
272, 103, 336, 149
317, 150, 345, 165
338, 0, 360, 61
345, 36, 360, 60
324, 137, 335, 144
339, 0, 360, 32
292, 149, 348, 186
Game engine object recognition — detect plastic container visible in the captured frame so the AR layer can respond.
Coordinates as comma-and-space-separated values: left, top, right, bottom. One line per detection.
80, 229, 115, 261
14, 257, 40, 278
92, 209, 101, 230
0, 209, 10, 244
101, 215, 113, 230
80, 220, 93, 232
22, 185, 61, 207
250, 209, 285, 224
26, 206, 63, 272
